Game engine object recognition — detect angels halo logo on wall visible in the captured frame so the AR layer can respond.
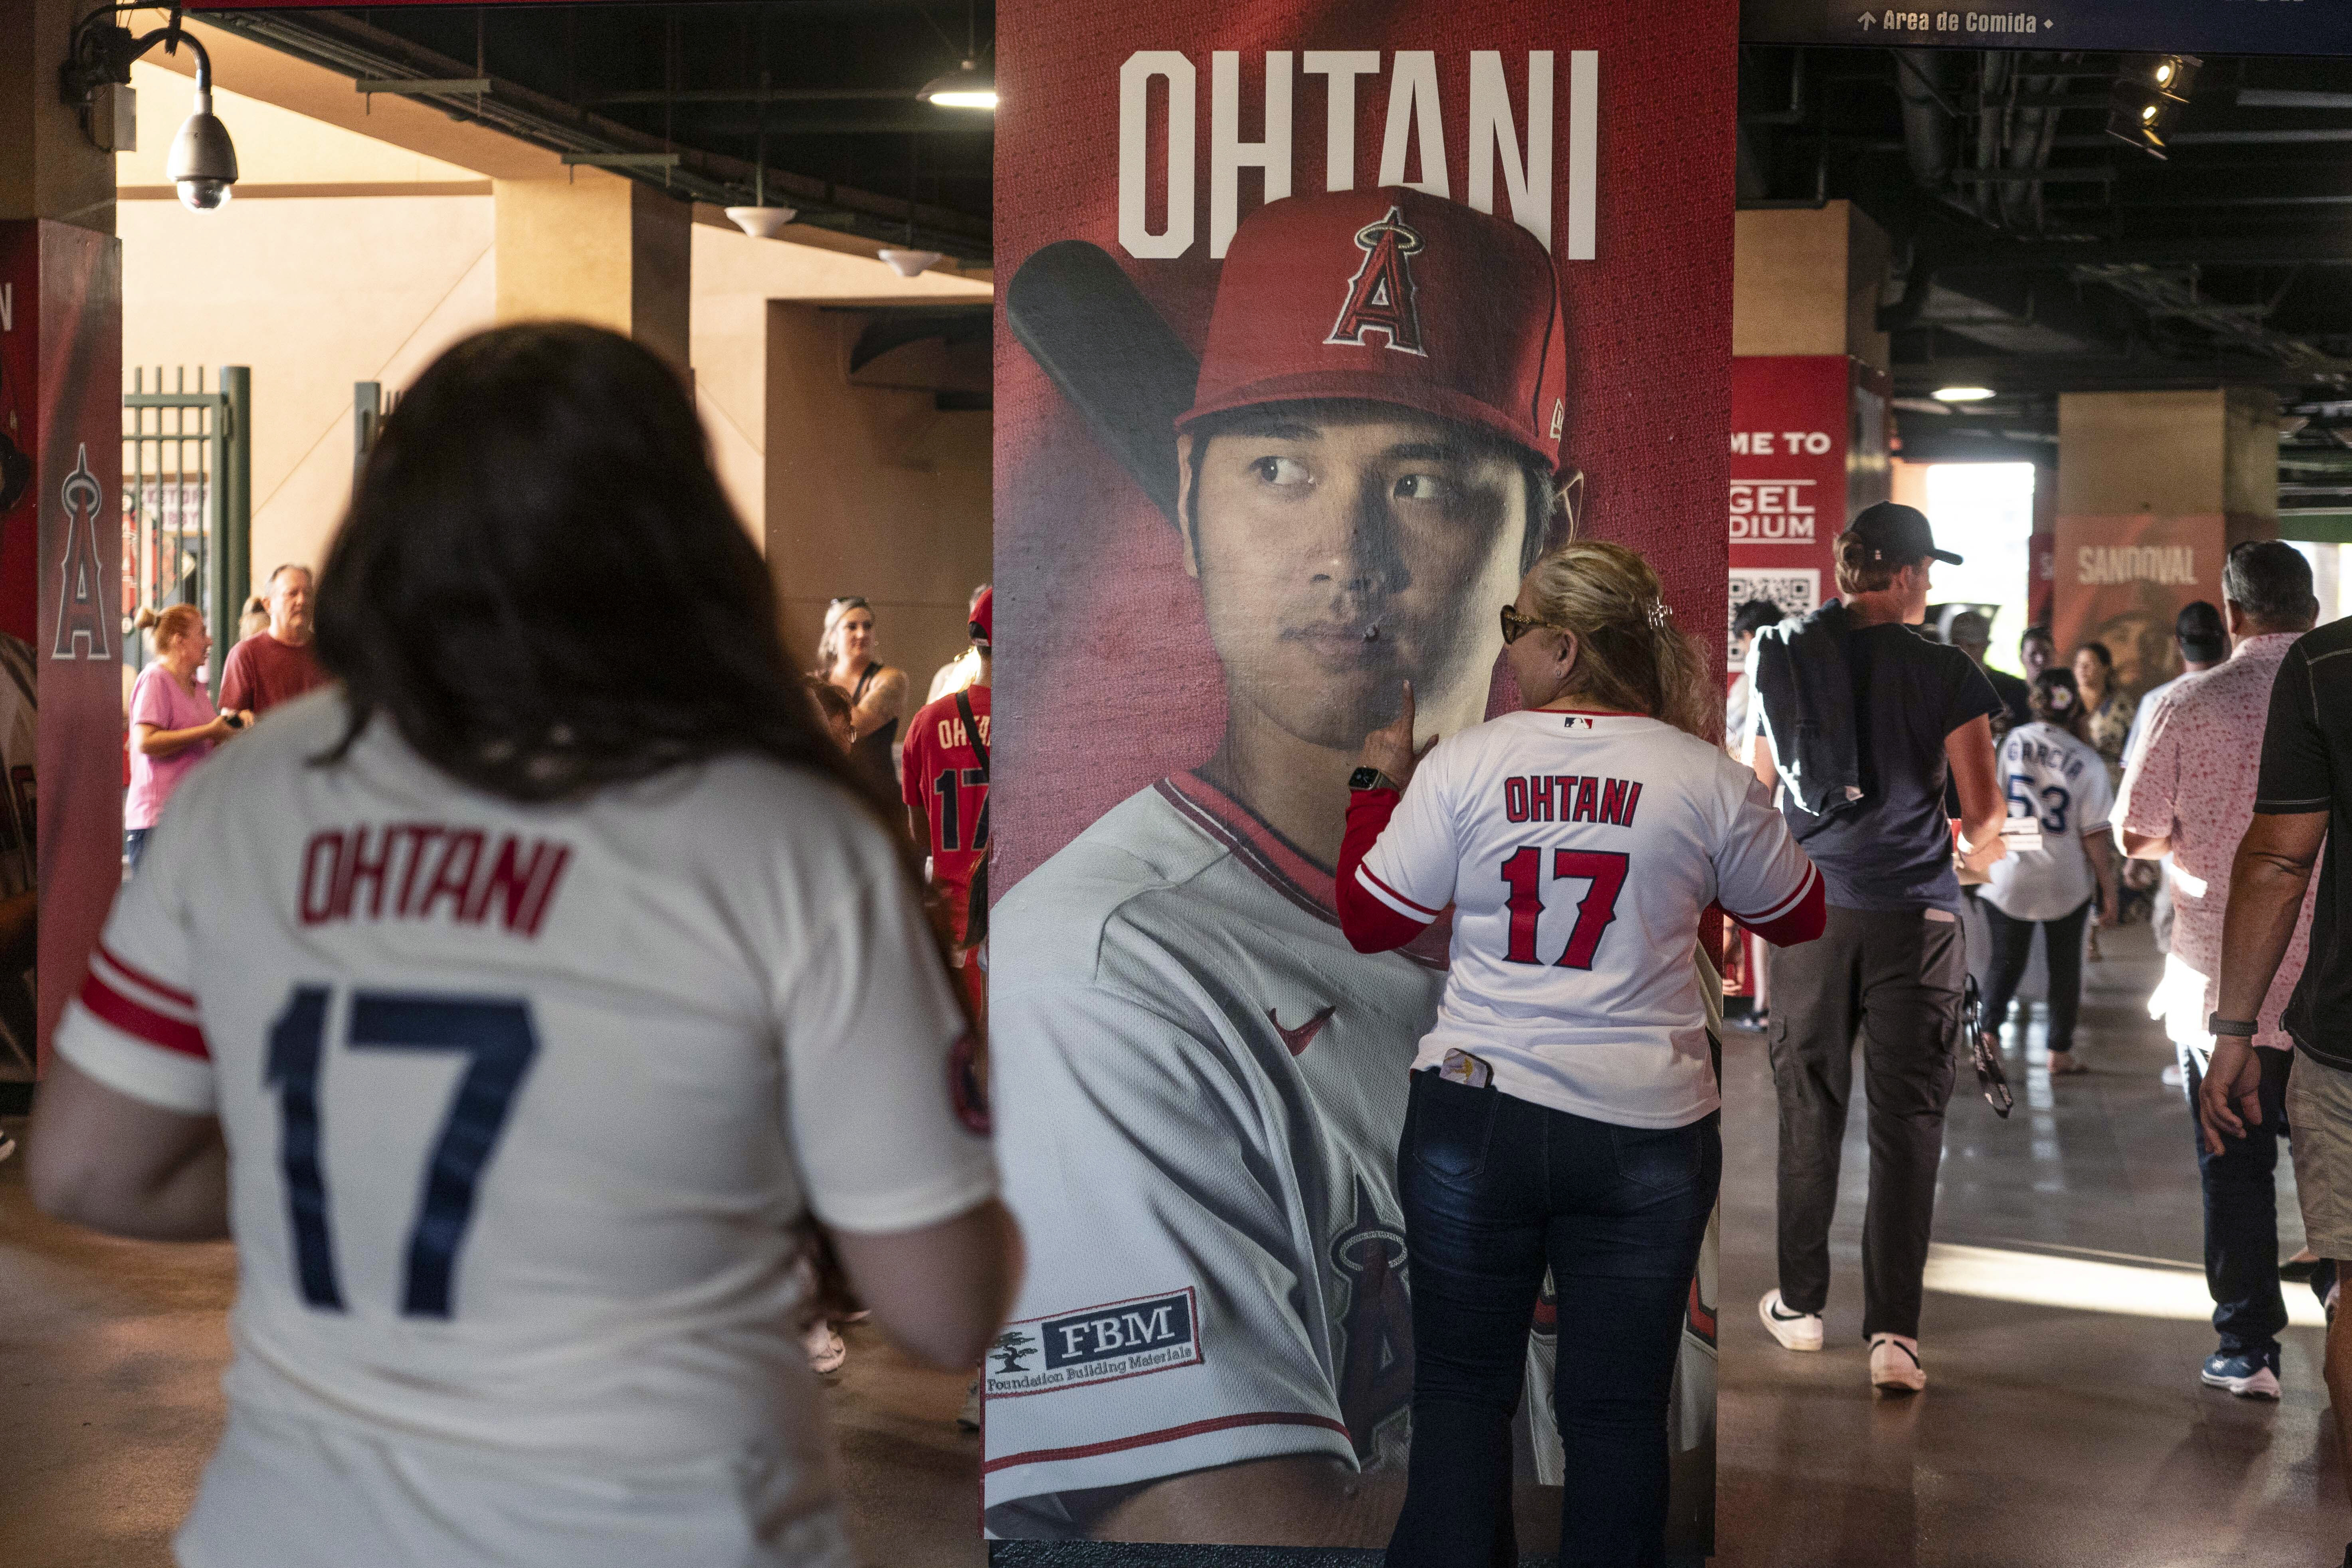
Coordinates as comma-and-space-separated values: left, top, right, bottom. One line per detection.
1326, 206, 1429, 356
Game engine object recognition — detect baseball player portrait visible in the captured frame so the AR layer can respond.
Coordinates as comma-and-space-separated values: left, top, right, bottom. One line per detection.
987, 186, 1622, 1543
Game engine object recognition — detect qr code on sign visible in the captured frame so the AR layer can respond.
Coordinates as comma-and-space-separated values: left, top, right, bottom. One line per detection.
1727, 569, 1819, 665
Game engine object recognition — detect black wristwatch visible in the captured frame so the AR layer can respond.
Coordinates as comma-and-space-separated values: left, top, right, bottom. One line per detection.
2208, 1012, 2259, 1038
1349, 766, 1402, 792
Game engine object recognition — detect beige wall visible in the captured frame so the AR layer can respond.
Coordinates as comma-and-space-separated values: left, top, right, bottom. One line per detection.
690, 219, 991, 549
766, 303, 992, 695
1733, 201, 1889, 372
119, 51, 996, 649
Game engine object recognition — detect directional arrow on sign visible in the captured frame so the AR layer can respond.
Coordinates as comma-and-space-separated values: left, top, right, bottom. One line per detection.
1859, 11, 1875, 28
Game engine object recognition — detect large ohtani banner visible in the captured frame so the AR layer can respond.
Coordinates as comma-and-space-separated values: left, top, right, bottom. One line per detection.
986, 3, 1734, 1554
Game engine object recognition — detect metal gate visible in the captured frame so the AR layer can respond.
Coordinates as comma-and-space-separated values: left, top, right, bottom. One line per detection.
122, 366, 250, 694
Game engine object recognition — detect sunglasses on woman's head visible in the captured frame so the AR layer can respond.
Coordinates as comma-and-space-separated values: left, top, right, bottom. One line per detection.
1499, 605, 1572, 645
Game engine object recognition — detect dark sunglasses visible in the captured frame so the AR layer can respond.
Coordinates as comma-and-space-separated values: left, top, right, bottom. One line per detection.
1499, 605, 1573, 645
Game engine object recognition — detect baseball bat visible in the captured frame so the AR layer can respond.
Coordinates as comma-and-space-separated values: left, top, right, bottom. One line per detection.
1005, 240, 1200, 526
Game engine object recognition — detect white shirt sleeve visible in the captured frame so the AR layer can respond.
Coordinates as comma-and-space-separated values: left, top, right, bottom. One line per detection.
2076, 746, 2116, 837
1709, 765, 1818, 927
55, 810, 217, 1114
772, 814, 997, 1235
984, 978, 1360, 1508
1357, 742, 1461, 924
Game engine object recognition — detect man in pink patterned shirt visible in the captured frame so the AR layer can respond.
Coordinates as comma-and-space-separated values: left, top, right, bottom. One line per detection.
2116, 541, 2325, 1400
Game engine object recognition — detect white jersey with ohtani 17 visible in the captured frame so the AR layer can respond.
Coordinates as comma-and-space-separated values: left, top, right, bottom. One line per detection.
1340, 708, 1823, 1127
53, 688, 996, 1568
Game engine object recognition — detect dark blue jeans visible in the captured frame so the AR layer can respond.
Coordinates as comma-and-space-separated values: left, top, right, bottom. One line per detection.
1385, 1071, 1718, 1568
2177, 1041, 2338, 1357
123, 827, 151, 875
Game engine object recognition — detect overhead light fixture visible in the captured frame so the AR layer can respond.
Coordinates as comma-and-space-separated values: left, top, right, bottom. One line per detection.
917, 60, 996, 111
2109, 53, 2200, 160
878, 248, 946, 278
61, 17, 238, 209
725, 206, 798, 240
1933, 386, 1997, 403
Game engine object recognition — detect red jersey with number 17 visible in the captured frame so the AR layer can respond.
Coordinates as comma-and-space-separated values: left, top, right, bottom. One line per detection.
902, 683, 990, 942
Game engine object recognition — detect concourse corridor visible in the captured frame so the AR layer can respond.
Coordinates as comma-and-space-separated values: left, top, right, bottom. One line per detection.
1, 921, 2340, 1566
1721, 921, 2339, 1567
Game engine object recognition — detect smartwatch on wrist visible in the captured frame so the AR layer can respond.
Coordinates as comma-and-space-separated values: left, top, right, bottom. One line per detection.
1348, 766, 1401, 792
2207, 1012, 2259, 1038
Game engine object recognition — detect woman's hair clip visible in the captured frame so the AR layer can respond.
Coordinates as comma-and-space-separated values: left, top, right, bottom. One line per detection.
1645, 598, 1672, 630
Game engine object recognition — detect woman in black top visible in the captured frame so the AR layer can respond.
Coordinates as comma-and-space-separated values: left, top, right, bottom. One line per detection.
814, 596, 908, 785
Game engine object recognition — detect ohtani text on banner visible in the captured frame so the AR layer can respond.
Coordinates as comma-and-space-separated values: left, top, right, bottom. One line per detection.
1118, 51, 1597, 261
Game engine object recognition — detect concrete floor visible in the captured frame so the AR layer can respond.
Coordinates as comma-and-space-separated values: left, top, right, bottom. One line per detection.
0, 1136, 982, 1568
3, 921, 2343, 1566
1720, 920, 2343, 1568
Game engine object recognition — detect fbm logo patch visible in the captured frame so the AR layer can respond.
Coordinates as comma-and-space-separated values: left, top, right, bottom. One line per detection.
984, 1287, 1202, 1398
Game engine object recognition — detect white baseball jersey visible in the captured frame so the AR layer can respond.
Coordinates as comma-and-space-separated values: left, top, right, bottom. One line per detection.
1356, 710, 1817, 1128
982, 768, 1722, 1535
1985, 721, 2114, 923
55, 689, 995, 1568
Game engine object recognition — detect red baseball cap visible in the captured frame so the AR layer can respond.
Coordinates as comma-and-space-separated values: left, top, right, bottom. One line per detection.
1177, 187, 1570, 473
968, 586, 992, 648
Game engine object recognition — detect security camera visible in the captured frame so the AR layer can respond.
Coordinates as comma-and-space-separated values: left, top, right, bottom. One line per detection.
167, 86, 239, 211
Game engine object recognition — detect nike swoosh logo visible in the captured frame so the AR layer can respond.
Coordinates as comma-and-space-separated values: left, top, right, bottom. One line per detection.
1268, 1005, 1336, 1057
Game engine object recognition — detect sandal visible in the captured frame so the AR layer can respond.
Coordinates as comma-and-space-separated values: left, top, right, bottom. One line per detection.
2047, 1051, 2088, 1076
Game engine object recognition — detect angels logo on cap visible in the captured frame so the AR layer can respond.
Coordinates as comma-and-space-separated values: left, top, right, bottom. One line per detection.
1178, 187, 1572, 475
1326, 206, 1428, 357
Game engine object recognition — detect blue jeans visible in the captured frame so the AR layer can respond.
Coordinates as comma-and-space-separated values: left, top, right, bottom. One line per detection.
1385, 1071, 1718, 1568
123, 827, 151, 874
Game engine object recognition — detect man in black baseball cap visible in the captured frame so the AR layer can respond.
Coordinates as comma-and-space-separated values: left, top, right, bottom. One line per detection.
1846, 501, 1965, 571
1742, 498, 2007, 1395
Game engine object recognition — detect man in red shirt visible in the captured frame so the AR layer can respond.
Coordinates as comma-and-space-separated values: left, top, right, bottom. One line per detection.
218, 563, 327, 717
902, 589, 991, 1015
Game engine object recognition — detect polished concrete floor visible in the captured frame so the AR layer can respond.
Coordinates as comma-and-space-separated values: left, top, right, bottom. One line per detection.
0, 1134, 981, 1568
4, 921, 2343, 1566
1720, 920, 2342, 1567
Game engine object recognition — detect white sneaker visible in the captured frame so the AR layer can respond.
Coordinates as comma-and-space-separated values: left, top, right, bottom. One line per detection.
1869, 1333, 1925, 1394
2161, 1063, 2185, 1088
1759, 1289, 1823, 1352
804, 1319, 846, 1376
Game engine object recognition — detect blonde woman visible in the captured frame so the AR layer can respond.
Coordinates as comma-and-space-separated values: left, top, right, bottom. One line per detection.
127, 605, 249, 871
1336, 540, 1824, 1566
813, 596, 907, 784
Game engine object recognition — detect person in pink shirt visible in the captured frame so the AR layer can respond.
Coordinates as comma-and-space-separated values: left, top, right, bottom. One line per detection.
2116, 541, 2326, 1401
126, 604, 249, 872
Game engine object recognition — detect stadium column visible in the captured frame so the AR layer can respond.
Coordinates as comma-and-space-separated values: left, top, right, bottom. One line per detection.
2054, 388, 2280, 696
1724, 200, 1893, 1005
491, 170, 691, 374
1, 0, 126, 1096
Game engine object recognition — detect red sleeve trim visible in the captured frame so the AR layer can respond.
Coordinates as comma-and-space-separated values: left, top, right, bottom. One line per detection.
79, 972, 210, 1058
98, 939, 196, 1010
981, 1410, 1350, 1474
1334, 789, 1427, 954
1734, 864, 1826, 947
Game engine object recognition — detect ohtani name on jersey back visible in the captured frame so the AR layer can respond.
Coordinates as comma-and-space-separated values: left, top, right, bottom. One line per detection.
297, 824, 572, 936
1501, 774, 1642, 827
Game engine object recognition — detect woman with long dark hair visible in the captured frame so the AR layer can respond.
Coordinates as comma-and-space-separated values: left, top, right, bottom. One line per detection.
1979, 667, 2119, 1076
29, 323, 1019, 1568
1335, 540, 1825, 1566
